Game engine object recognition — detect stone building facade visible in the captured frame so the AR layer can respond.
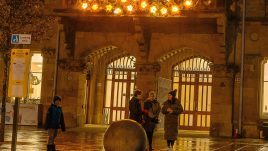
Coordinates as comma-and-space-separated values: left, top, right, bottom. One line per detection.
1, 0, 268, 138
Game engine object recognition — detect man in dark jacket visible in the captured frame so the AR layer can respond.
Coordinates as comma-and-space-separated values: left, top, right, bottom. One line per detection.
45, 95, 66, 151
129, 89, 143, 124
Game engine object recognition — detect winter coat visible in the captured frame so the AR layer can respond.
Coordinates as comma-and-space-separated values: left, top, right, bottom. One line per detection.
45, 104, 66, 131
143, 99, 161, 132
161, 99, 183, 140
129, 97, 143, 123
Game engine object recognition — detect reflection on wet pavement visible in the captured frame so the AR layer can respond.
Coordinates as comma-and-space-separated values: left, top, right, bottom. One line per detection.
0, 125, 268, 151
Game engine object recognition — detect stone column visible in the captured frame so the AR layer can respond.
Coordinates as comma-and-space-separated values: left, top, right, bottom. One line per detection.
41, 48, 56, 126
135, 63, 160, 96
210, 64, 233, 137
56, 59, 86, 127
241, 55, 261, 138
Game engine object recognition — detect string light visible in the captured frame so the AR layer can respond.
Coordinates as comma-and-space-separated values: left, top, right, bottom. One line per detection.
127, 4, 134, 13
160, 7, 168, 15
121, 0, 127, 3
105, 4, 113, 12
79, 0, 209, 16
184, 0, 193, 8
114, 7, 123, 15
171, 5, 179, 14
150, 5, 158, 14
140, 1, 148, 10
91, 3, 99, 11
81, 2, 88, 10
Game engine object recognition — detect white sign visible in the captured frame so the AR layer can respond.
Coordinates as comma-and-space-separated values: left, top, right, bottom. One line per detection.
11, 34, 31, 44
8, 49, 30, 97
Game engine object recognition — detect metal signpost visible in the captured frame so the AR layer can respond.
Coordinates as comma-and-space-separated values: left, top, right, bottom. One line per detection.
8, 34, 31, 151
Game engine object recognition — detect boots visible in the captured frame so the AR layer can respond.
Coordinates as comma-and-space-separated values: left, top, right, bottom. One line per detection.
52, 144, 56, 151
47, 144, 56, 151
47, 144, 53, 151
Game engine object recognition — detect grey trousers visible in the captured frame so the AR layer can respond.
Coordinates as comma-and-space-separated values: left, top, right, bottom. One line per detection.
48, 129, 58, 145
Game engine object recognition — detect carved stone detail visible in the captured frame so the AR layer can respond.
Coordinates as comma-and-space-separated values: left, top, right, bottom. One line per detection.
58, 59, 85, 72
41, 48, 56, 58
136, 63, 160, 73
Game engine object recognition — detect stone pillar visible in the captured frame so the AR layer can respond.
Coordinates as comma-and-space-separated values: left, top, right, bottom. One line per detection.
135, 63, 160, 96
77, 74, 87, 127
41, 48, 56, 126
0, 54, 4, 99
56, 59, 86, 127
241, 55, 261, 138
210, 64, 233, 137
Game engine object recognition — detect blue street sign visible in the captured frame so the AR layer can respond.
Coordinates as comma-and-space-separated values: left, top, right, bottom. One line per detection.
11, 34, 19, 44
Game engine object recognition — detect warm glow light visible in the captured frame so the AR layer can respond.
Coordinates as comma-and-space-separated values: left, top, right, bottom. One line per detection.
160, 7, 168, 15
171, 5, 180, 14
121, 0, 127, 3
106, 4, 113, 12
140, 1, 148, 9
150, 5, 157, 14
114, 7, 122, 14
127, 5, 134, 12
184, 0, 193, 7
81, 2, 88, 10
91, 3, 99, 11
203, 0, 212, 6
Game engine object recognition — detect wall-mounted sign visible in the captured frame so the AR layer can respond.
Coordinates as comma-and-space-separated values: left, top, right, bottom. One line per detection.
8, 49, 30, 97
11, 34, 31, 44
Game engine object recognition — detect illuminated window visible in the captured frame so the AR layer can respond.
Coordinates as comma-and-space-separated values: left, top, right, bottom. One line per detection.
24, 53, 43, 104
173, 57, 212, 131
103, 56, 136, 124
261, 60, 268, 117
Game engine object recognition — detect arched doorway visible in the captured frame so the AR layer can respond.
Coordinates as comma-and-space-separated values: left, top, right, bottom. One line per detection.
172, 57, 213, 130
103, 56, 136, 124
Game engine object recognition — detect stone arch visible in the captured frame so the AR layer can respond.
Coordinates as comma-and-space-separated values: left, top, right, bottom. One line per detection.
156, 47, 214, 79
84, 45, 136, 124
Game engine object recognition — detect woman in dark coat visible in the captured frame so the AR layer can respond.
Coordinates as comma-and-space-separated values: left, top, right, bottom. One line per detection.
129, 89, 143, 124
143, 91, 161, 151
161, 89, 183, 150
45, 95, 66, 151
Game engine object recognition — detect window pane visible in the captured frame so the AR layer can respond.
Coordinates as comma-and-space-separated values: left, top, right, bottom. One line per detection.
264, 62, 268, 81
263, 82, 268, 113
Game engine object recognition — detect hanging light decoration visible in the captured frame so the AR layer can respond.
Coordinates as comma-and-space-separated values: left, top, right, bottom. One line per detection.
105, 4, 113, 12
126, 4, 134, 13
114, 7, 123, 15
91, 3, 99, 12
81, 2, 89, 10
79, 0, 211, 16
160, 6, 168, 15
140, 1, 148, 10
150, 5, 158, 15
171, 5, 180, 14
184, 0, 193, 8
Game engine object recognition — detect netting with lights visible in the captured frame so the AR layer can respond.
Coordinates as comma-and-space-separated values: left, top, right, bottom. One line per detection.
73, 0, 217, 16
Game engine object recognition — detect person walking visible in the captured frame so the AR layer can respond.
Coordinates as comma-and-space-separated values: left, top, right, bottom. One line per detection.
161, 90, 183, 151
129, 89, 143, 124
45, 95, 66, 151
143, 91, 161, 151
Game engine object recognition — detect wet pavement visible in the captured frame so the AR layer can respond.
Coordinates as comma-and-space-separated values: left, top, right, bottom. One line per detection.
0, 125, 268, 151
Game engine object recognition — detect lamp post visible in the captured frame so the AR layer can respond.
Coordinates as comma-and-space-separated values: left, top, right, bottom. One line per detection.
238, 0, 246, 136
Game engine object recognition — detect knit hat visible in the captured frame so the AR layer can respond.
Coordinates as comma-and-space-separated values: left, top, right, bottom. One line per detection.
53, 95, 62, 103
168, 89, 177, 98
134, 89, 142, 97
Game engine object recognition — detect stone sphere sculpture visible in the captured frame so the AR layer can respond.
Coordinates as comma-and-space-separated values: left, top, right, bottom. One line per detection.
103, 119, 147, 151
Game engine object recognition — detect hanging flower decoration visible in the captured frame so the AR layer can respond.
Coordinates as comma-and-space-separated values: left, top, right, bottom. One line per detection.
79, 0, 214, 16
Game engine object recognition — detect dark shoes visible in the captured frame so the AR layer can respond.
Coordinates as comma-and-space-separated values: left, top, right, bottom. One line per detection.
47, 144, 56, 151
